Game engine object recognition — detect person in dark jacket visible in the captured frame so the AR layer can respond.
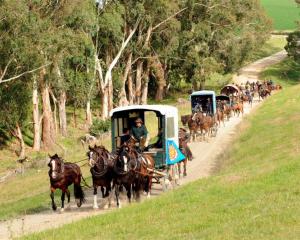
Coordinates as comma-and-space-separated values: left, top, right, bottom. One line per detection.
130, 118, 149, 149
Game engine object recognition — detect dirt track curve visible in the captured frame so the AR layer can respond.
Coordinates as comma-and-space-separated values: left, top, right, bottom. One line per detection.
0, 50, 287, 239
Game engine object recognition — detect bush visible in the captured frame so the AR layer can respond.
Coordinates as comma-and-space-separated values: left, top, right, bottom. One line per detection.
89, 119, 111, 136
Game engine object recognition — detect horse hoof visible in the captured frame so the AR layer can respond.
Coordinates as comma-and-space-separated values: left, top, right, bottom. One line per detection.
52, 205, 57, 211
147, 193, 151, 199
60, 208, 64, 213
93, 205, 99, 209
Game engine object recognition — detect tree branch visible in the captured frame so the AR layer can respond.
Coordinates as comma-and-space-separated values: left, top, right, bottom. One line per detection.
104, 17, 141, 86
152, 7, 188, 31
0, 63, 52, 84
0, 58, 13, 81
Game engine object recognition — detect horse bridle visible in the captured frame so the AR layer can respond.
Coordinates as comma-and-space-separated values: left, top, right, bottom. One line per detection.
49, 157, 64, 179
88, 149, 109, 177
116, 147, 138, 174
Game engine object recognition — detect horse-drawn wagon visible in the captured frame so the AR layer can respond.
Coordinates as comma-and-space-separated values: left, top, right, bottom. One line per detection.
220, 84, 241, 96
189, 90, 218, 137
190, 90, 217, 115
110, 105, 186, 187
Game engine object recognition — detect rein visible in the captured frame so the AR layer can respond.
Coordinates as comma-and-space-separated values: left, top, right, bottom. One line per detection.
73, 158, 89, 164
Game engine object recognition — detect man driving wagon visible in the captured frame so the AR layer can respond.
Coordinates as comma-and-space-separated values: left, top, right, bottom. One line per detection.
130, 118, 150, 151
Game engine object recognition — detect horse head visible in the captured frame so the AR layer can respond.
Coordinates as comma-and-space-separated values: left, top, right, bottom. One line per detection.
87, 145, 112, 172
117, 143, 138, 173
48, 153, 64, 179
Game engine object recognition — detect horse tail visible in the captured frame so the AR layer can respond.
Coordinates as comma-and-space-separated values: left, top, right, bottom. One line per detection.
74, 180, 86, 206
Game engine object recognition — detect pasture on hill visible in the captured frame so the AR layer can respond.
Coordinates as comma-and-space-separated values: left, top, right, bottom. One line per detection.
22, 80, 300, 239
260, 0, 300, 30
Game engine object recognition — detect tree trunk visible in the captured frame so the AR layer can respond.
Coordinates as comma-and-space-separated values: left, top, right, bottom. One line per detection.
200, 80, 205, 90
41, 82, 55, 150
58, 91, 67, 136
192, 80, 198, 90
86, 100, 92, 127
73, 105, 77, 128
108, 75, 113, 112
135, 60, 143, 104
119, 53, 132, 107
15, 123, 25, 158
50, 90, 58, 135
141, 61, 151, 105
152, 56, 166, 101
127, 70, 134, 105
101, 87, 109, 120
32, 77, 40, 151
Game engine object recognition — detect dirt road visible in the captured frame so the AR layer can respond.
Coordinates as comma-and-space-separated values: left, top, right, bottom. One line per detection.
0, 50, 287, 239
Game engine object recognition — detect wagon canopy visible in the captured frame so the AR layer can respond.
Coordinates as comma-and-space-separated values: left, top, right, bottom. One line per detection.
190, 90, 216, 115
220, 84, 240, 96
216, 95, 230, 102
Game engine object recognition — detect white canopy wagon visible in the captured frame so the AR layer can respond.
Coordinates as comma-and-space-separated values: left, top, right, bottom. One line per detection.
110, 105, 185, 188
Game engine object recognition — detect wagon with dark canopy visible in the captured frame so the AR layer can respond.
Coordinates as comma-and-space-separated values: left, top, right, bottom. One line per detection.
220, 84, 241, 96
216, 94, 230, 103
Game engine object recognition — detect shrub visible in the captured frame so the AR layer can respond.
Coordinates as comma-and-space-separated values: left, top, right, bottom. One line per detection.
89, 119, 111, 136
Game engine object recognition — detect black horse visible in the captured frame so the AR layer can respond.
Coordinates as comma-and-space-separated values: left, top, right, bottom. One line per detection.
48, 154, 85, 212
87, 145, 115, 209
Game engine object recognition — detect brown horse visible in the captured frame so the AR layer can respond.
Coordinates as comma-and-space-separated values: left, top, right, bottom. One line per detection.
181, 114, 192, 126
232, 102, 244, 116
195, 113, 214, 141
216, 108, 225, 127
178, 137, 193, 177
187, 115, 199, 142
223, 104, 232, 121
117, 140, 155, 198
48, 154, 85, 212
87, 145, 114, 209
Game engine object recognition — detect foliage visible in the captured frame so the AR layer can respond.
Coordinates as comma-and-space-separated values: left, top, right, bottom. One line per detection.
285, 31, 300, 62
0, 81, 31, 133
89, 118, 111, 136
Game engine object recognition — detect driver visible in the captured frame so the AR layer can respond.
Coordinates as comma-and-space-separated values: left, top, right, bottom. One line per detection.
130, 118, 149, 149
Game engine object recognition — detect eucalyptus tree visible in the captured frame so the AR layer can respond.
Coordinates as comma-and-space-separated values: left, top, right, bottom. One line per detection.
176, 0, 271, 90
0, 0, 44, 153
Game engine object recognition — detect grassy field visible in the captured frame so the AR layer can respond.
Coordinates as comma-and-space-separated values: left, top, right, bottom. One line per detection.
260, 58, 300, 87
22, 69, 300, 239
260, 0, 300, 30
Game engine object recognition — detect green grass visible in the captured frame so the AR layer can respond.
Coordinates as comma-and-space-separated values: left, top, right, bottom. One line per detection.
22, 80, 300, 240
260, 0, 300, 30
260, 58, 300, 87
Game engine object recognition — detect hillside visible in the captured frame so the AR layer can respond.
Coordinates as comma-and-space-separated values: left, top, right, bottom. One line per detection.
260, 0, 300, 30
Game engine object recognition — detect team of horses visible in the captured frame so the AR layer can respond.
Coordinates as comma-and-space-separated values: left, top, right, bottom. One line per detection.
48, 135, 192, 211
